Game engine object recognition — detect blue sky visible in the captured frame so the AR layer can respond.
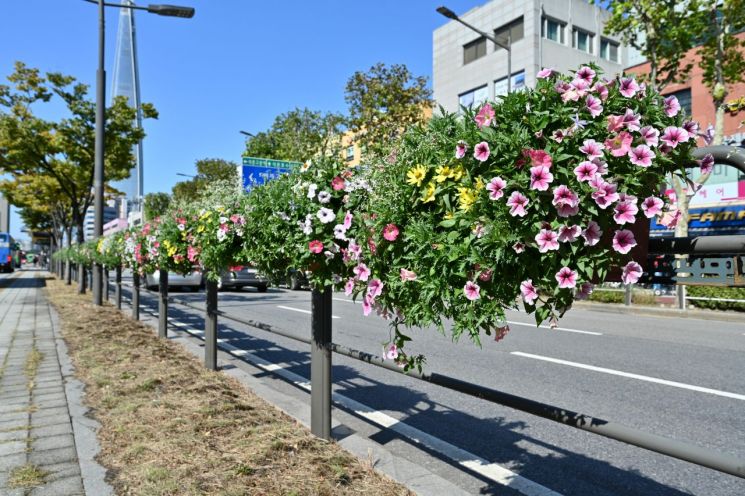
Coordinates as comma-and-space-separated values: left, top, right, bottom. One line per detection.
2, 0, 483, 240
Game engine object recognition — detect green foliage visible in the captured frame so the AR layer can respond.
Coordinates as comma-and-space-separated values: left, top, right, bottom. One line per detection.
243, 108, 346, 162
0, 61, 157, 243
687, 285, 745, 311
345, 63, 432, 160
171, 158, 238, 205
143, 193, 172, 222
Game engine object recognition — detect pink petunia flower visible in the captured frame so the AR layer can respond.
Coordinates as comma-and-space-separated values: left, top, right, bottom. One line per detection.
474, 141, 491, 162
343, 211, 353, 230
575, 282, 594, 300
579, 139, 605, 160
332, 176, 346, 191
574, 161, 599, 182
309, 240, 324, 253
605, 131, 634, 157
592, 181, 620, 209
582, 221, 603, 246
347, 239, 361, 260
400, 268, 417, 281
486, 177, 507, 200
478, 268, 493, 282
683, 120, 700, 136
622, 108, 641, 131
520, 279, 538, 305
619, 77, 640, 98
512, 241, 525, 253
663, 95, 680, 117
475, 103, 495, 128
535, 229, 560, 253
537, 68, 555, 79
593, 82, 609, 101
362, 294, 373, 316
552, 185, 579, 208
558, 224, 581, 242
464, 281, 481, 301
527, 149, 553, 168
700, 124, 715, 145
699, 153, 714, 174
455, 140, 468, 159
384, 344, 399, 360
576, 66, 596, 84
530, 165, 553, 191
641, 196, 664, 218
659, 209, 681, 228
612, 229, 637, 254
552, 129, 567, 142
556, 203, 580, 218
622, 261, 643, 285
639, 126, 660, 147
606, 114, 625, 132
506, 191, 529, 217
353, 263, 371, 281
660, 127, 690, 148
344, 278, 355, 296
628, 144, 656, 167
367, 279, 384, 299
585, 95, 603, 118
613, 200, 639, 225
383, 224, 399, 242
555, 267, 578, 289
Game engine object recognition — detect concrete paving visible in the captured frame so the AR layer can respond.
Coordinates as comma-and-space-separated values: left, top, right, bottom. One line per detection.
0, 270, 111, 496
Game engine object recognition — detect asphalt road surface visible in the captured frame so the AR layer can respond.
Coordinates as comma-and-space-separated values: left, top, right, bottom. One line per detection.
114, 279, 745, 496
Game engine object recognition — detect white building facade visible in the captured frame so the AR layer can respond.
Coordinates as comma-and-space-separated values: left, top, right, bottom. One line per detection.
433, 0, 626, 113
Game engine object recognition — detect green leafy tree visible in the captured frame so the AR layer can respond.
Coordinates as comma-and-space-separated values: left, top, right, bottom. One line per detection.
344, 63, 432, 160
0, 61, 158, 245
171, 158, 239, 205
243, 107, 346, 162
143, 192, 171, 221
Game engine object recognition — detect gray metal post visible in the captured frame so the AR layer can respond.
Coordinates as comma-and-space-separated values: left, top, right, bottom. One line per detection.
311, 285, 332, 440
103, 268, 109, 301
678, 285, 687, 310
92, 0, 106, 306
624, 284, 632, 306
158, 269, 168, 338
115, 266, 122, 310
132, 271, 140, 320
205, 278, 218, 370
78, 264, 86, 294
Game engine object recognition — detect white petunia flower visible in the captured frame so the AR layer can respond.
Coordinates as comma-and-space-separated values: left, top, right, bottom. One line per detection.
317, 191, 331, 203
317, 207, 336, 224
307, 183, 318, 199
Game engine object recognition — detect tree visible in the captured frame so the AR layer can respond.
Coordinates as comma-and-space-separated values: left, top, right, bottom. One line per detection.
344, 63, 432, 160
172, 158, 239, 205
0, 62, 157, 246
599, 1, 704, 92
243, 107, 346, 162
143, 192, 171, 221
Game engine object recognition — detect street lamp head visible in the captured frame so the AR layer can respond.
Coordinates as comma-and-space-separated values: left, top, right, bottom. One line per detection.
239, 130, 255, 137
176, 172, 196, 178
436, 6, 458, 20
146, 4, 195, 18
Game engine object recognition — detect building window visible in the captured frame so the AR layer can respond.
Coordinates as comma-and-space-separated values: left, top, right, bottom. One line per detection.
573, 27, 595, 54
494, 71, 526, 97
665, 88, 692, 116
494, 16, 524, 46
459, 85, 488, 109
463, 37, 487, 65
345, 145, 355, 162
600, 38, 619, 62
542, 17, 565, 44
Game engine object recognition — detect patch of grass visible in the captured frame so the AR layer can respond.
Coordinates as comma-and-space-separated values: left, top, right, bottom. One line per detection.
25, 347, 43, 391
8, 464, 48, 488
45, 279, 411, 496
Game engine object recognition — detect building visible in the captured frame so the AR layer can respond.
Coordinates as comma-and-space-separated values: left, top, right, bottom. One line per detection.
0, 193, 9, 232
433, 0, 626, 113
83, 205, 119, 240
109, 0, 145, 215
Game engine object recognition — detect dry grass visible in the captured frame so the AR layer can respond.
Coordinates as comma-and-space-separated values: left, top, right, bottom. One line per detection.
8, 464, 48, 488
45, 279, 412, 496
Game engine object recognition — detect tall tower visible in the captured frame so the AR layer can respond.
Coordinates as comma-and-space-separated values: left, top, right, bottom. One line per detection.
109, 0, 144, 214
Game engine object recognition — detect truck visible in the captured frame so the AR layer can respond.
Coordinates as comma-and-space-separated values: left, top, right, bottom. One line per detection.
0, 232, 18, 273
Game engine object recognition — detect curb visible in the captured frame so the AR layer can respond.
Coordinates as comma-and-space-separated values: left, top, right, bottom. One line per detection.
573, 300, 745, 322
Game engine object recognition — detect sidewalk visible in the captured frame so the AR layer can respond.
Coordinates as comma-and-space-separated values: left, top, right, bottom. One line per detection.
0, 270, 111, 496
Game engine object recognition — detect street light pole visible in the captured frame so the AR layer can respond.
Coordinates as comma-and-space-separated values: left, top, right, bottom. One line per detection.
86, 0, 194, 306
436, 5, 512, 93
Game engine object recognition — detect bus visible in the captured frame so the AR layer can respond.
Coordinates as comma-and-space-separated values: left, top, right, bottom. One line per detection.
0, 232, 18, 273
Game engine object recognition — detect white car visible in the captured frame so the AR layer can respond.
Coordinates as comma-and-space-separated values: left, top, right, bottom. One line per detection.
145, 269, 203, 291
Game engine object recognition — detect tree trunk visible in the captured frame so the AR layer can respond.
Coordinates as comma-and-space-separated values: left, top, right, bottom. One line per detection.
65, 228, 73, 285
76, 219, 86, 294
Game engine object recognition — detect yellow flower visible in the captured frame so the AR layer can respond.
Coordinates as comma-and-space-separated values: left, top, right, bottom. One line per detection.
200, 210, 212, 220
474, 176, 485, 191
421, 182, 436, 203
167, 246, 178, 257
406, 164, 427, 187
97, 238, 104, 253
457, 186, 476, 212
444, 211, 454, 220
452, 165, 465, 181
197, 224, 205, 233
434, 165, 454, 183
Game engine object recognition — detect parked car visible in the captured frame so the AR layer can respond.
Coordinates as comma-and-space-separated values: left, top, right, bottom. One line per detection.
218, 266, 268, 292
286, 268, 309, 290
145, 269, 203, 291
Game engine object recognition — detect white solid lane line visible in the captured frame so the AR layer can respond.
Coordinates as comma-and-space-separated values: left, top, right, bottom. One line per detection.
333, 297, 356, 304
511, 352, 745, 401
505, 320, 602, 336
277, 305, 340, 319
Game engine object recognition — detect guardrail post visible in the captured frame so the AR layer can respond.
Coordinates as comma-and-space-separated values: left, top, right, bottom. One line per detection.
115, 266, 122, 310
158, 269, 168, 339
677, 285, 687, 310
205, 277, 218, 370
132, 271, 140, 320
624, 284, 632, 306
311, 285, 332, 440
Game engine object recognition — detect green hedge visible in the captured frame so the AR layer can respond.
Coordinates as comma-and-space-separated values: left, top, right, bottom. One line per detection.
588, 288, 656, 305
686, 286, 745, 312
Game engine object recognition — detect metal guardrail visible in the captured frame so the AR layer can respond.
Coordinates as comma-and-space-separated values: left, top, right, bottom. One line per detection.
109, 275, 745, 480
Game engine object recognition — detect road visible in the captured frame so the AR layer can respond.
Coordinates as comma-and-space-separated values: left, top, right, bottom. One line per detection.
114, 278, 745, 496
